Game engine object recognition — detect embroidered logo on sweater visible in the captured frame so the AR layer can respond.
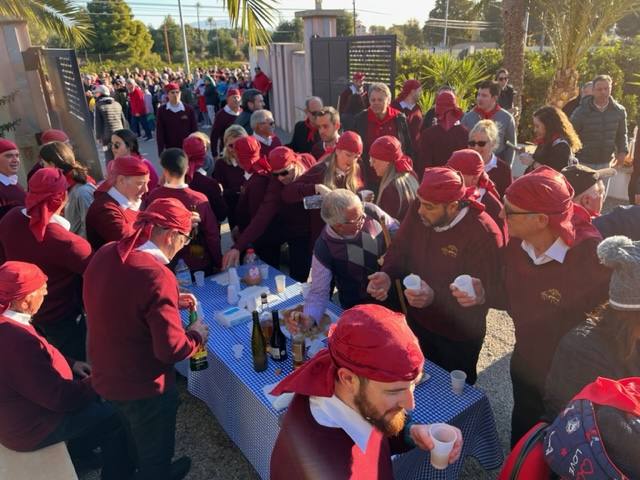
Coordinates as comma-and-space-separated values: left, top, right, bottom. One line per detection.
441, 245, 458, 258
541, 288, 562, 305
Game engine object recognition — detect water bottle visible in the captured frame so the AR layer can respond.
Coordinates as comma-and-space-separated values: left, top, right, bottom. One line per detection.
244, 248, 257, 265
175, 258, 192, 287
303, 194, 323, 210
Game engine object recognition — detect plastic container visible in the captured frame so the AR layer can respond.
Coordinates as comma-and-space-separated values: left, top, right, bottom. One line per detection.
175, 258, 192, 287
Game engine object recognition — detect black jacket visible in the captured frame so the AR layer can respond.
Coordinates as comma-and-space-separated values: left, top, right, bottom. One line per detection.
287, 120, 319, 154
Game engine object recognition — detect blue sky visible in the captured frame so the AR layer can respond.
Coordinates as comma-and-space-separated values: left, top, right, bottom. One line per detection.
79, 0, 437, 29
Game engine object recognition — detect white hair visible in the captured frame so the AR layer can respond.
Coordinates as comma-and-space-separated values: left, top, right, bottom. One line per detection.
368, 82, 391, 99
250, 109, 273, 131
320, 189, 362, 226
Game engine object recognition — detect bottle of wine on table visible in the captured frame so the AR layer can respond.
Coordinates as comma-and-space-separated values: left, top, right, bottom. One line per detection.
251, 310, 268, 372
269, 310, 287, 361
189, 305, 208, 371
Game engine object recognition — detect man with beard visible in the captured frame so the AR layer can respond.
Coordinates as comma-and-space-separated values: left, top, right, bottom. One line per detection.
270, 304, 462, 479
310, 106, 341, 160
367, 167, 503, 384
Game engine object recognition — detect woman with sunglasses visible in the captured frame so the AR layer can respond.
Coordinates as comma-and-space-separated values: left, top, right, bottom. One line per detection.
416, 90, 468, 173
282, 131, 365, 247
468, 120, 513, 198
110, 129, 159, 193
369, 135, 418, 220
212, 125, 247, 229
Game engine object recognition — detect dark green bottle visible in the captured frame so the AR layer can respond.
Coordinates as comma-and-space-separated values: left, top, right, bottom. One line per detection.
251, 310, 268, 372
189, 308, 208, 371
269, 310, 287, 361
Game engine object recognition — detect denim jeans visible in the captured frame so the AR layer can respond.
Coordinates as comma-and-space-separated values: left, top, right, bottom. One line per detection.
37, 400, 134, 480
111, 385, 179, 480
130, 115, 152, 138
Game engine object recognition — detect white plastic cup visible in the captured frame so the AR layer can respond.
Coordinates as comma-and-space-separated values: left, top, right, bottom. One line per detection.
403, 274, 422, 292
429, 423, 457, 470
228, 267, 240, 288
450, 370, 467, 395
227, 285, 239, 305
359, 189, 374, 202
453, 274, 475, 300
301, 282, 311, 300
232, 344, 243, 359
194, 271, 205, 287
275, 275, 286, 294
259, 264, 269, 280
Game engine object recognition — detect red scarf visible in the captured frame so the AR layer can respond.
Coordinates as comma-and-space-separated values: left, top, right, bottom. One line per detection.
64, 171, 96, 190
367, 106, 400, 138
473, 104, 502, 120
304, 118, 317, 143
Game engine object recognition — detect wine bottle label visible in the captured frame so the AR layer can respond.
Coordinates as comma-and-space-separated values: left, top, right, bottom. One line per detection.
271, 347, 280, 360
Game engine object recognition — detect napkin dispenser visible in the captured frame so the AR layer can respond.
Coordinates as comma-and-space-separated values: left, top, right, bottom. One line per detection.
215, 306, 252, 327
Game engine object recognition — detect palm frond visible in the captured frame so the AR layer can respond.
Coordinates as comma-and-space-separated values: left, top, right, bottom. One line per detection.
223, 0, 277, 46
0, 0, 92, 46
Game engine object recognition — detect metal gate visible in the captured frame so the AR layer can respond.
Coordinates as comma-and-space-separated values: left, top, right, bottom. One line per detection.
29, 48, 102, 179
310, 35, 397, 108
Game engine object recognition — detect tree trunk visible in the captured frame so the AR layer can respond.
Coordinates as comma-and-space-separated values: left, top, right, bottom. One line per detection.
546, 67, 580, 108
502, 0, 528, 124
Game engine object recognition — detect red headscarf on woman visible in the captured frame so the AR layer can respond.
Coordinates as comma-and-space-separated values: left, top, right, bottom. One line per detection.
271, 304, 424, 397
182, 135, 206, 182
396, 79, 421, 104
26, 169, 68, 242
446, 149, 500, 199
435, 91, 463, 131
234, 136, 272, 175
0, 261, 47, 314
369, 135, 414, 174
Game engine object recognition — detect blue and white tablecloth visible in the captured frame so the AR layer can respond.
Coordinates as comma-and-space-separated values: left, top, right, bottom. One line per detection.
179, 265, 504, 479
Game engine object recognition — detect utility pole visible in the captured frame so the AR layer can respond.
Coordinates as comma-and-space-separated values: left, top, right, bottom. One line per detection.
196, 2, 203, 55
443, 0, 450, 48
352, 0, 356, 35
163, 23, 172, 63
177, 0, 190, 75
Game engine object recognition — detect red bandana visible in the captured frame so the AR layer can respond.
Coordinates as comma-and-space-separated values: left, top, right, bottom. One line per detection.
418, 167, 485, 211
182, 136, 207, 182
473, 103, 502, 120
0, 261, 47, 314
369, 135, 413, 174
304, 118, 318, 143
26, 169, 68, 242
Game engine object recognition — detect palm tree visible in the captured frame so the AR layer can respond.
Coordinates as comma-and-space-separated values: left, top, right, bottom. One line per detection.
223, 0, 277, 46
0, 0, 92, 46
541, 0, 640, 107
501, 0, 528, 120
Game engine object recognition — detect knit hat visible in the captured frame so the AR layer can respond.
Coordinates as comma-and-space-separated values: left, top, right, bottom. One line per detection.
0, 261, 47, 314
335, 131, 363, 156
597, 235, 640, 311
0, 139, 18, 155
40, 129, 69, 144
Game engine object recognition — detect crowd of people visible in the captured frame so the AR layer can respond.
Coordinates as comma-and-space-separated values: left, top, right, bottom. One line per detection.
0, 63, 639, 480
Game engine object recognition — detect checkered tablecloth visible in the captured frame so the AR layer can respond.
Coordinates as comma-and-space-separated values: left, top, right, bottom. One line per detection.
179, 266, 503, 479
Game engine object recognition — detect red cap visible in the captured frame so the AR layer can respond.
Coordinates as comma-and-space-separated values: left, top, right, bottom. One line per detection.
271, 304, 424, 397
396, 79, 421, 103
0, 261, 48, 314
182, 136, 206, 181
369, 136, 413, 173
117, 197, 193, 262
227, 88, 241, 97
41, 129, 69, 144
335, 131, 363, 156
234, 136, 271, 174
353, 72, 365, 81
112, 155, 150, 177
446, 149, 484, 177
0, 139, 18, 155
26, 169, 68, 242
505, 165, 576, 245
165, 82, 180, 92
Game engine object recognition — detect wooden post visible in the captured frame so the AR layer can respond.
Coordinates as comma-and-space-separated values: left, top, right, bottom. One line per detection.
163, 23, 172, 64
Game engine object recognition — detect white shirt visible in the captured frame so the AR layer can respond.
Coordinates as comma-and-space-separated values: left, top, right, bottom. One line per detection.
433, 207, 469, 233
484, 154, 498, 173
136, 240, 170, 265
253, 133, 272, 146
108, 187, 142, 211
166, 101, 186, 113
521, 237, 569, 265
21, 208, 71, 231
223, 105, 241, 117
3, 309, 32, 326
309, 394, 373, 453
399, 100, 416, 110
243, 172, 253, 181
197, 168, 207, 176
163, 182, 189, 189
0, 173, 18, 186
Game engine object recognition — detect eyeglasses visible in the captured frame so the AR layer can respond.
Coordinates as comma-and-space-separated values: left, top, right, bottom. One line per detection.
272, 169, 290, 177
340, 214, 365, 227
110, 141, 123, 149
468, 141, 488, 147
179, 232, 192, 245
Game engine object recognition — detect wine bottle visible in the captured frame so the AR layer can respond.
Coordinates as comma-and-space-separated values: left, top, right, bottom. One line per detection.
189, 307, 208, 371
251, 310, 268, 372
269, 310, 287, 361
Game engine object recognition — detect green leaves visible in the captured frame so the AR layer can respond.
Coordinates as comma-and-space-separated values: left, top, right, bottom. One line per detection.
223, 0, 277, 47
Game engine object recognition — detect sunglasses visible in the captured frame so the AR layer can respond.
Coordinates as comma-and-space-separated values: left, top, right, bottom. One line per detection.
468, 141, 488, 147
272, 169, 290, 177
110, 141, 123, 149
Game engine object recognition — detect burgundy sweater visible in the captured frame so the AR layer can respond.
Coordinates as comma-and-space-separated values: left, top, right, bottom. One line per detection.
377, 183, 412, 221
416, 124, 469, 174
495, 235, 610, 391
487, 158, 513, 198
234, 173, 282, 250
383, 205, 504, 341
0, 183, 25, 220
481, 190, 508, 242
0, 208, 92, 327
85, 191, 139, 251
188, 171, 228, 223
156, 103, 198, 153
391, 101, 423, 150
210, 108, 240, 155
83, 243, 203, 401
0, 316, 96, 451
257, 135, 282, 159
271, 394, 407, 480
146, 186, 222, 271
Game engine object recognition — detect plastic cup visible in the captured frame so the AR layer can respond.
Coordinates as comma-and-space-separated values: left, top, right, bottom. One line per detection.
232, 344, 243, 359
194, 271, 205, 287
450, 370, 467, 395
429, 423, 457, 470
403, 274, 422, 292
275, 275, 286, 294
453, 274, 475, 300
228, 267, 240, 288
359, 189, 374, 202
301, 282, 311, 300
227, 285, 239, 305
259, 264, 269, 280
